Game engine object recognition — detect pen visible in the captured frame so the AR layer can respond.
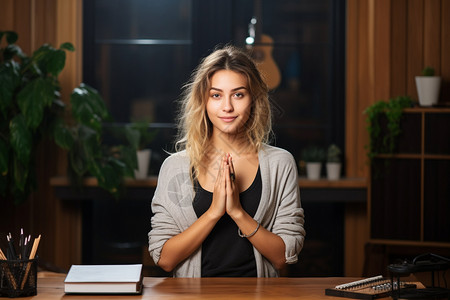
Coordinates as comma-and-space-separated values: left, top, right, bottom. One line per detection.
7, 233, 17, 260
19, 228, 24, 259
25, 235, 32, 259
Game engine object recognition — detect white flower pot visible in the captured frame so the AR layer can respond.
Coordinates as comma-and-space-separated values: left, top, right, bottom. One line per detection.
415, 76, 441, 106
306, 162, 322, 180
326, 162, 341, 180
134, 149, 151, 179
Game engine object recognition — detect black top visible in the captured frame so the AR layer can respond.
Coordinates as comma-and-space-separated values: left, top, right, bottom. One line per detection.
193, 167, 262, 277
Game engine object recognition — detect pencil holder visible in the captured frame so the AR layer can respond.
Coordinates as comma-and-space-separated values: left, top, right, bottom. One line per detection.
0, 258, 37, 298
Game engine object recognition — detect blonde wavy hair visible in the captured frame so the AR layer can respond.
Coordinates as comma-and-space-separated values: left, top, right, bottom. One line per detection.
175, 45, 272, 180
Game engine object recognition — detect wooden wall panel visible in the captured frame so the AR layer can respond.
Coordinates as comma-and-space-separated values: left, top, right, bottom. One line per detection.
373, 0, 391, 102
345, 0, 359, 178
344, 0, 371, 277
441, 0, 450, 101
34, 0, 57, 48
391, 0, 407, 97
0, 0, 15, 30
355, 0, 371, 177
53, 0, 83, 270
423, 0, 441, 74
406, 0, 424, 99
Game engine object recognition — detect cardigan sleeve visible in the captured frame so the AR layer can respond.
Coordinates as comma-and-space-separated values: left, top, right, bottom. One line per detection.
147, 154, 192, 265
269, 151, 305, 264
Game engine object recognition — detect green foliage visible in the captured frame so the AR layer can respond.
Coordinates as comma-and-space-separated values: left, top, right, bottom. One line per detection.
364, 96, 413, 161
421, 66, 435, 76
67, 85, 138, 196
327, 144, 342, 163
125, 120, 158, 151
0, 31, 137, 203
301, 145, 326, 162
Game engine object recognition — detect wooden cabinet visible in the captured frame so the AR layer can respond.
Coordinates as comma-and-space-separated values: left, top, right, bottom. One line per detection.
369, 108, 450, 246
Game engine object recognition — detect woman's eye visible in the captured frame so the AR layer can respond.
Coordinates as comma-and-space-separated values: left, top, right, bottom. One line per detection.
211, 93, 221, 99
234, 92, 244, 98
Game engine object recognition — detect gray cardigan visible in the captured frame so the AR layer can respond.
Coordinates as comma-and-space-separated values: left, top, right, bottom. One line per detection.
148, 144, 305, 277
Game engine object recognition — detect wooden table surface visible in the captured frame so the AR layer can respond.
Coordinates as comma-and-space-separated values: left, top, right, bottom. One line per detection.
15, 274, 393, 299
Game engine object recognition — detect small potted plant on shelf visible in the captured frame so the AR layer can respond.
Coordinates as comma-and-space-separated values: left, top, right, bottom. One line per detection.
301, 145, 325, 180
124, 120, 157, 179
415, 66, 441, 106
326, 144, 342, 180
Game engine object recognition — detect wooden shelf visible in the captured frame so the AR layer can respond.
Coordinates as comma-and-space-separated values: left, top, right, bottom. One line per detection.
403, 107, 450, 113
51, 176, 367, 189
50, 176, 159, 188
369, 239, 450, 248
368, 109, 450, 245
50, 176, 367, 204
299, 177, 367, 188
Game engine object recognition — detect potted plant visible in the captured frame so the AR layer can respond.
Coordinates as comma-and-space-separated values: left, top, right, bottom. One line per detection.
301, 145, 325, 180
326, 144, 342, 180
364, 96, 413, 162
415, 66, 441, 106
0, 31, 136, 203
124, 121, 157, 179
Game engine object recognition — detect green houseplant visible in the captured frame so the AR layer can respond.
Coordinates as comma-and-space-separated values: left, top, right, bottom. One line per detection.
0, 31, 137, 203
415, 66, 441, 106
124, 121, 157, 179
301, 145, 325, 180
326, 144, 342, 180
364, 95, 413, 162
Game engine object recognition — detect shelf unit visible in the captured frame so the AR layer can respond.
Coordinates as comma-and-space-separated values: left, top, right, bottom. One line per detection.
368, 107, 450, 247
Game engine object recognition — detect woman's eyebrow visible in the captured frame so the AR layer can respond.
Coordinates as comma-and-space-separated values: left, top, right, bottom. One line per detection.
210, 86, 247, 92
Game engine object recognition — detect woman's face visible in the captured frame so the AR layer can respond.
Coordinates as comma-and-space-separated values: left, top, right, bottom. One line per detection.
206, 69, 252, 136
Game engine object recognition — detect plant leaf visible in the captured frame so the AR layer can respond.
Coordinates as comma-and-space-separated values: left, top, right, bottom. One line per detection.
117, 145, 138, 177
60, 42, 75, 52
93, 159, 123, 196
124, 124, 140, 150
0, 138, 9, 175
5, 31, 18, 44
0, 173, 6, 197
0, 61, 21, 117
17, 77, 54, 129
53, 121, 74, 149
10, 115, 33, 165
68, 125, 99, 176
71, 84, 110, 130
46, 49, 66, 77
69, 143, 88, 176
13, 157, 28, 192
3, 44, 23, 60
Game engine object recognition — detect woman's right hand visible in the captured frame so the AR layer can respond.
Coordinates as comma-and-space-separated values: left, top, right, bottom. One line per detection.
207, 155, 227, 220
157, 155, 228, 272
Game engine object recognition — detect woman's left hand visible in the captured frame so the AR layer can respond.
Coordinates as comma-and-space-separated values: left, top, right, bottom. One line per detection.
225, 154, 243, 218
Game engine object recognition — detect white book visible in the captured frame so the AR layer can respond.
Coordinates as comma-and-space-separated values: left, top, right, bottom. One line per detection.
64, 264, 143, 294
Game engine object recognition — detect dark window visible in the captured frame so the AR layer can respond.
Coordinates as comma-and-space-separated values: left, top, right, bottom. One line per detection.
83, 0, 345, 173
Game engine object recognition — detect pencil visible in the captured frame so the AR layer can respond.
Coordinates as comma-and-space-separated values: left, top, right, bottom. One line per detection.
20, 235, 41, 289
0, 247, 6, 260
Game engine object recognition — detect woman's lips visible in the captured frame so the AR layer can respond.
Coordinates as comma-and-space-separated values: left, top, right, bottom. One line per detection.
219, 117, 237, 123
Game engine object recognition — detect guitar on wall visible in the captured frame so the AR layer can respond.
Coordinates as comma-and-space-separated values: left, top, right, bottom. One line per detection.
245, 0, 281, 90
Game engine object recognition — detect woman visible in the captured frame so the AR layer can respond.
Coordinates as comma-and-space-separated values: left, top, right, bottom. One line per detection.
148, 45, 305, 277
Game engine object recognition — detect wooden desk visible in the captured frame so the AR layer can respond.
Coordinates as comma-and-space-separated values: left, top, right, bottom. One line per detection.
28, 275, 384, 299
